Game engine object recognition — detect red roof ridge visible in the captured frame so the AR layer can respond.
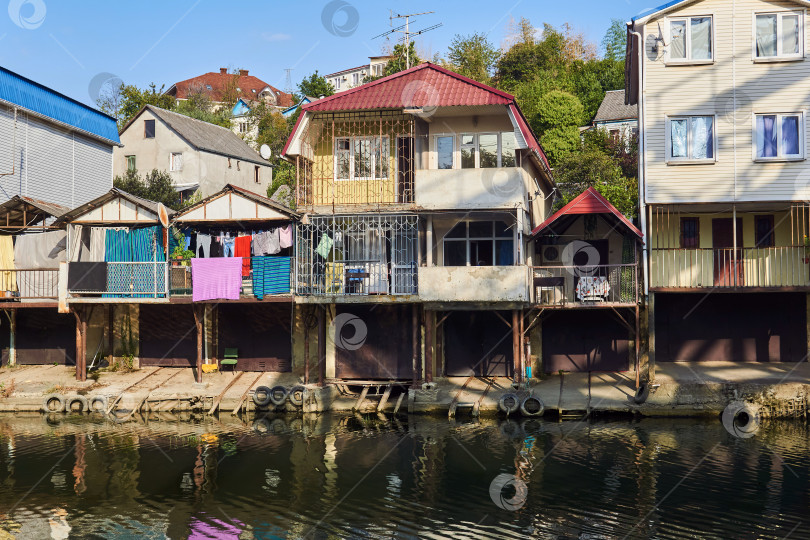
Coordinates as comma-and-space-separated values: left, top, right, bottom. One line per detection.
531, 187, 643, 239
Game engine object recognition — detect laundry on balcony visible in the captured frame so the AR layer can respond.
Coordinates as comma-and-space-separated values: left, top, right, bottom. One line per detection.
191, 257, 243, 301
103, 226, 166, 298
13, 230, 66, 300
576, 276, 611, 302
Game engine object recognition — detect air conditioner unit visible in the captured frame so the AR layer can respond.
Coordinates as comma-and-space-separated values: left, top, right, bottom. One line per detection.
541, 244, 560, 263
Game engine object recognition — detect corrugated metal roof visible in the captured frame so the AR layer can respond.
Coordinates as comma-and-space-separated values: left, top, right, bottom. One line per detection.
0, 195, 70, 227
531, 187, 643, 239
0, 66, 120, 144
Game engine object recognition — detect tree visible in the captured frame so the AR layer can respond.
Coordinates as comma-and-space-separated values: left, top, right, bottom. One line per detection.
534, 90, 584, 165
174, 83, 231, 128
602, 19, 627, 62
552, 148, 638, 218
113, 83, 176, 129
296, 71, 334, 101
583, 128, 639, 179
446, 32, 500, 83
384, 41, 421, 75
113, 169, 184, 210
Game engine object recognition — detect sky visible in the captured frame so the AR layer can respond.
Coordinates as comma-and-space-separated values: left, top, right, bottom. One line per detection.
0, 0, 649, 110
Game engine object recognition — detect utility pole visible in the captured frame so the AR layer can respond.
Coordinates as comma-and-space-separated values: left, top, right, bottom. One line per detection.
372, 11, 442, 70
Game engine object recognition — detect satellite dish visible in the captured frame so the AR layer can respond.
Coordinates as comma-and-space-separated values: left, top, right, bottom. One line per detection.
157, 203, 169, 228
260, 144, 272, 160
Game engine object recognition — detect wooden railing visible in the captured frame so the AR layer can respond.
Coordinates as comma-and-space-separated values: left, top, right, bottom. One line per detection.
531, 264, 638, 306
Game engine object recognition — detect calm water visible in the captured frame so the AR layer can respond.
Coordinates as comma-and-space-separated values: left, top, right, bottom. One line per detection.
0, 413, 807, 539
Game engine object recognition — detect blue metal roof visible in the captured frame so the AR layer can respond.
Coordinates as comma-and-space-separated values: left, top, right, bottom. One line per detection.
632, 0, 688, 21
0, 66, 120, 144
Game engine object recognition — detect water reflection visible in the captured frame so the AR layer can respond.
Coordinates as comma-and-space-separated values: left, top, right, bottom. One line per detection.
0, 413, 806, 538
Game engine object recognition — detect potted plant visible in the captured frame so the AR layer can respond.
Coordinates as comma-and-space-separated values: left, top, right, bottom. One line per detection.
171, 246, 194, 267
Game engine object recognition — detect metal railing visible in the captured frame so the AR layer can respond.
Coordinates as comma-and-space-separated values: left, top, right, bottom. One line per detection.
68, 261, 168, 298
531, 264, 639, 306
0, 269, 59, 300
169, 257, 292, 297
650, 246, 810, 288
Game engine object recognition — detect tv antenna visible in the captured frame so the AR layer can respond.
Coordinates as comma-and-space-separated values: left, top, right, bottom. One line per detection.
284, 68, 293, 95
372, 11, 442, 69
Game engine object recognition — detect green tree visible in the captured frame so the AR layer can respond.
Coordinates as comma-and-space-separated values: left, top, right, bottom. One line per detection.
112, 83, 176, 129
602, 19, 627, 62
384, 41, 421, 75
174, 84, 231, 128
296, 71, 334, 101
552, 148, 638, 218
446, 32, 500, 83
534, 90, 584, 165
113, 169, 184, 210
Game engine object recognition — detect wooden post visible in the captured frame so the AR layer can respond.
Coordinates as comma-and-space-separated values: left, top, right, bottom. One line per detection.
425, 309, 434, 383
412, 304, 419, 388
635, 305, 641, 389
193, 305, 203, 383
648, 292, 656, 382
73, 308, 83, 381
512, 310, 520, 383
304, 315, 310, 385
107, 305, 114, 366
81, 312, 87, 382
519, 308, 525, 381
7, 309, 15, 367
317, 305, 326, 386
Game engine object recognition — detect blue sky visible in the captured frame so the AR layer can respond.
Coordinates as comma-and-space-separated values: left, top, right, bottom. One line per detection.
0, 0, 647, 110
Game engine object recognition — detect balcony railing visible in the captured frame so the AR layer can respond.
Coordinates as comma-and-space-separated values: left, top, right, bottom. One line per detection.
169, 257, 292, 297
650, 247, 810, 288
68, 261, 168, 298
532, 264, 638, 306
296, 258, 417, 296
0, 269, 59, 300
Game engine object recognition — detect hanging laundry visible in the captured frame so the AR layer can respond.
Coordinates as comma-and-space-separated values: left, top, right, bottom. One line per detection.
210, 237, 223, 258
279, 225, 293, 249
315, 233, 333, 259
222, 237, 235, 257
234, 235, 252, 276
14, 230, 66, 299
196, 233, 212, 258
252, 256, 291, 299
89, 227, 106, 261
0, 235, 15, 294
253, 229, 280, 256
191, 258, 242, 301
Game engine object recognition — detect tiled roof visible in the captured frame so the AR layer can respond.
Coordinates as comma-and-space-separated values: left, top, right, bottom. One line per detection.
169, 70, 294, 108
593, 90, 637, 123
531, 187, 642, 239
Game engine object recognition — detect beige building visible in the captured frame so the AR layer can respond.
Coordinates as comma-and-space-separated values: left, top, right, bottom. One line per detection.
325, 56, 392, 92
114, 105, 273, 199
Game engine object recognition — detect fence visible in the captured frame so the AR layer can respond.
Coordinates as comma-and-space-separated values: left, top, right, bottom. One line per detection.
0, 269, 59, 300
67, 261, 168, 298
532, 264, 638, 306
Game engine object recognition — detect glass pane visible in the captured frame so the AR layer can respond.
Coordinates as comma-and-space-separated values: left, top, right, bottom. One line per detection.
501, 132, 517, 167
494, 220, 512, 237
460, 134, 476, 169
336, 139, 351, 179
496, 240, 514, 265
470, 240, 493, 266
437, 136, 453, 169
783, 15, 800, 55
443, 241, 467, 266
469, 221, 493, 238
690, 17, 712, 60
782, 115, 800, 156
445, 222, 466, 238
756, 115, 777, 158
461, 134, 475, 145
670, 119, 687, 158
692, 116, 713, 159
353, 139, 372, 178
374, 137, 389, 178
756, 14, 777, 57
479, 134, 498, 168
671, 20, 687, 59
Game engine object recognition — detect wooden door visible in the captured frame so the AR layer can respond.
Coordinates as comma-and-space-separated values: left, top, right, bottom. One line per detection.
139, 305, 196, 367
445, 311, 513, 377
218, 304, 291, 372
542, 310, 630, 372
396, 136, 414, 203
712, 219, 743, 286
334, 304, 413, 379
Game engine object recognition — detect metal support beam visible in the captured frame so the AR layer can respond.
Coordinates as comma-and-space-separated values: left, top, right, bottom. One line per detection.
317, 305, 326, 386
411, 304, 419, 388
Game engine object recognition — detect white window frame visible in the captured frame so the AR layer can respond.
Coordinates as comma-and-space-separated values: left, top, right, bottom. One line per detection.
752, 111, 806, 162
333, 78, 341, 90
753, 10, 805, 61
352, 73, 359, 86
333, 136, 390, 181
125, 155, 136, 172
441, 221, 515, 267
665, 115, 717, 164
665, 15, 715, 64
434, 134, 455, 170
169, 152, 183, 172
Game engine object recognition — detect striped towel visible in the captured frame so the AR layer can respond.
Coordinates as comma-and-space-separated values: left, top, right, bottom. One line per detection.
192, 257, 242, 301
252, 257, 291, 300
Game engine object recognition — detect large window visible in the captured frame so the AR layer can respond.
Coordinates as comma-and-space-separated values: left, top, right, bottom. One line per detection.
668, 16, 713, 62
667, 116, 715, 162
442, 221, 514, 266
755, 215, 775, 247
436, 135, 454, 169
755, 12, 802, 59
680, 218, 699, 248
334, 137, 389, 180
445, 132, 518, 169
755, 113, 803, 160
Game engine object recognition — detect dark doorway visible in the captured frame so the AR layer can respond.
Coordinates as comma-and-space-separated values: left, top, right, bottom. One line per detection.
656, 293, 805, 362
542, 310, 630, 372
445, 311, 513, 377
335, 304, 413, 379
15, 309, 75, 365
139, 305, 196, 367
218, 304, 291, 372
396, 136, 414, 203
712, 218, 743, 286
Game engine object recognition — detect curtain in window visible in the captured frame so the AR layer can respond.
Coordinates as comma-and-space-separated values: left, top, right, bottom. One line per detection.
692, 117, 713, 159
756, 15, 777, 57
671, 119, 687, 158
365, 227, 389, 294
782, 116, 800, 155
373, 137, 389, 178
783, 15, 800, 55
691, 17, 712, 59
756, 115, 777, 158
670, 21, 687, 59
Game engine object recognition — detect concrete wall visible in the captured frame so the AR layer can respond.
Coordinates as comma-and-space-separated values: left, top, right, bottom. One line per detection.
415, 167, 527, 209
418, 266, 529, 302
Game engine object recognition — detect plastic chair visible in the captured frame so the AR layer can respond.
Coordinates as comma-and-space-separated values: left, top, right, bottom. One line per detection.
221, 348, 238, 372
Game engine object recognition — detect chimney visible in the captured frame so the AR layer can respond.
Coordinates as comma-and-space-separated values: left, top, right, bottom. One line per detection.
239, 69, 249, 76
220, 68, 227, 74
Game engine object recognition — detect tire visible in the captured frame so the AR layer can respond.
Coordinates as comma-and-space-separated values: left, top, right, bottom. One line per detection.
269, 418, 287, 435
42, 394, 65, 413
633, 382, 650, 404
288, 385, 305, 407
66, 395, 89, 414
89, 396, 108, 413
268, 385, 288, 407
253, 417, 271, 435
520, 396, 545, 417
253, 386, 273, 407
499, 419, 522, 439
498, 393, 520, 415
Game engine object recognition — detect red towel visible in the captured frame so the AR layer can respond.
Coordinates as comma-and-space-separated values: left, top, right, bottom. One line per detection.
235, 236, 252, 276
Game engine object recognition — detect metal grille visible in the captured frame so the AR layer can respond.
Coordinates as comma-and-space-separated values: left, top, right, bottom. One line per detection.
296, 111, 417, 210
295, 214, 418, 296
68, 262, 168, 298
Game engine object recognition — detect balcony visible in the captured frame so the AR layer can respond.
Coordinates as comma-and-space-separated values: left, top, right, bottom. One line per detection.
418, 266, 529, 303
650, 247, 810, 289
169, 256, 292, 298
0, 269, 59, 301
414, 168, 527, 210
531, 264, 639, 307
67, 261, 168, 299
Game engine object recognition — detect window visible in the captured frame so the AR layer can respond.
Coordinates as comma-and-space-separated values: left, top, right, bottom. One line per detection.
352, 73, 359, 86
609, 129, 620, 142
333, 136, 389, 180
254, 165, 260, 183
460, 134, 476, 169
667, 116, 715, 161
228, 158, 232, 169
442, 221, 514, 266
755, 113, 803, 160
125, 155, 136, 172
755, 215, 775, 247
334, 78, 341, 90
144, 119, 155, 139
755, 12, 802, 59
238, 122, 247, 134
205, 84, 212, 90
680, 218, 699, 248
169, 152, 183, 171
446, 133, 518, 169
436, 135, 454, 169
668, 16, 713, 62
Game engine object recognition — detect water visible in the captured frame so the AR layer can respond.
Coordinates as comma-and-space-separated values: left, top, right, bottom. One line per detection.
0, 413, 807, 539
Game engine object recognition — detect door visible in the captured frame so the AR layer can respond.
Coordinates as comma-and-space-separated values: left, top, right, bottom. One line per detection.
218, 304, 291, 372
542, 310, 630, 372
573, 239, 610, 296
139, 305, 196, 367
712, 218, 743, 286
15, 309, 75, 365
396, 136, 414, 203
335, 304, 413, 379
445, 311, 513, 377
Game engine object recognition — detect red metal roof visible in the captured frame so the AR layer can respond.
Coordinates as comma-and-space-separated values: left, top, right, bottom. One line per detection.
170, 69, 294, 107
531, 187, 643, 239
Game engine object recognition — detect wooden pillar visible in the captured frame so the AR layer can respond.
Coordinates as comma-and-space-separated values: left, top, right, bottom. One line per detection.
7, 309, 15, 367
512, 310, 521, 383
81, 312, 87, 382
635, 305, 641, 388
193, 305, 203, 383
73, 307, 85, 382
304, 312, 310, 385
107, 305, 114, 366
317, 305, 326, 386
412, 304, 419, 388
519, 308, 525, 381
425, 309, 434, 383
648, 293, 656, 382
